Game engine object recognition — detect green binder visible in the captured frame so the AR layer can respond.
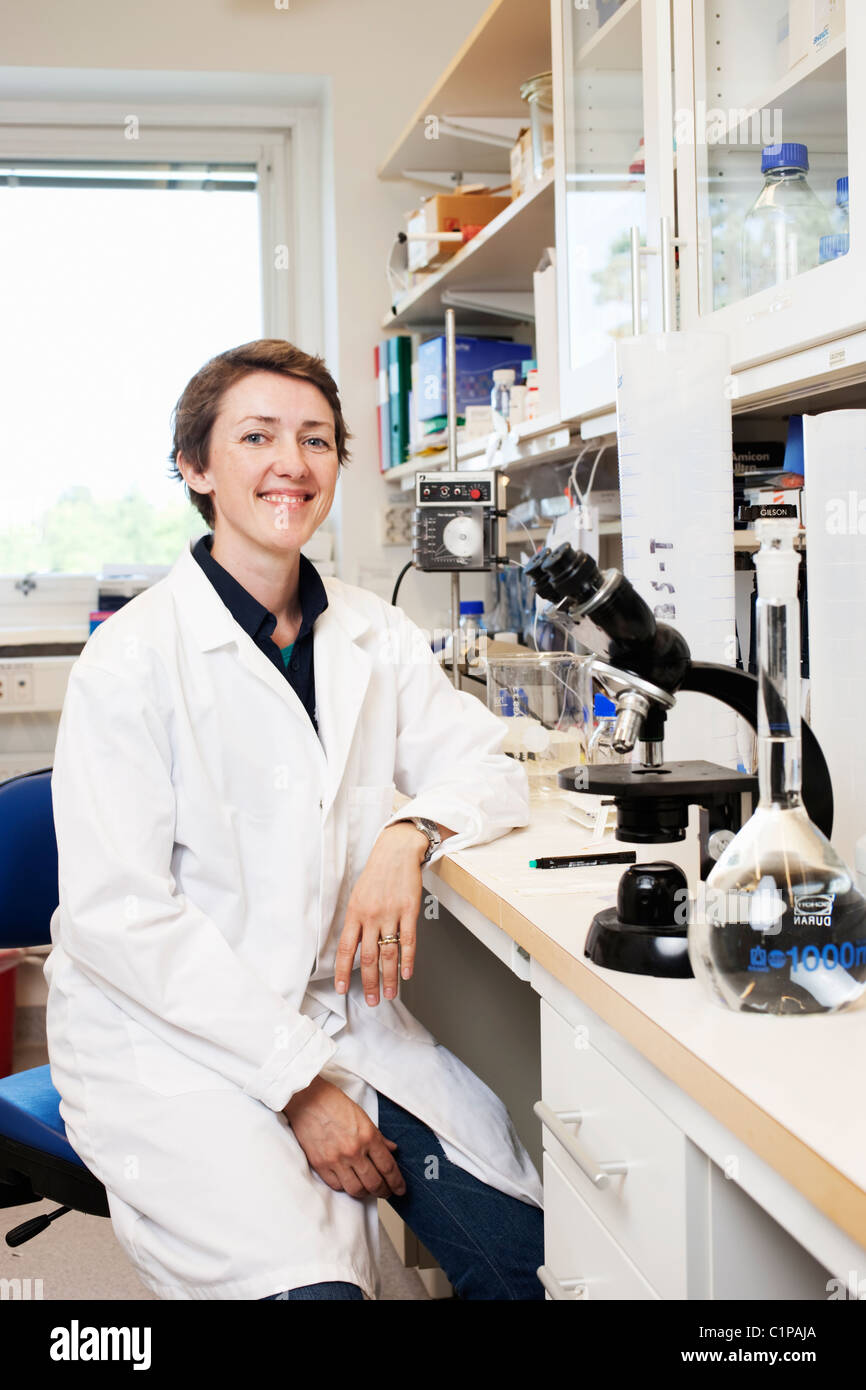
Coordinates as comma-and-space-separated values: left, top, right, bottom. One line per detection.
387, 336, 412, 468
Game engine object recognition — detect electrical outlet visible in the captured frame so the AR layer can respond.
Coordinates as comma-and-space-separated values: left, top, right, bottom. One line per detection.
381, 503, 413, 547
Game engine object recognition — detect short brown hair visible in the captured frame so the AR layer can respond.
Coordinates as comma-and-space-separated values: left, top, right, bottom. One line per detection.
168, 338, 351, 529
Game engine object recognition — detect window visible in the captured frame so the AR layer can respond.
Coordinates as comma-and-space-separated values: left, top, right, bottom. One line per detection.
0, 157, 265, 572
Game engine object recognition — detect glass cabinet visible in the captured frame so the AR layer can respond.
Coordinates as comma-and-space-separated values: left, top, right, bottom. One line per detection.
675, 0, 863, 368
553, 0, 675, 422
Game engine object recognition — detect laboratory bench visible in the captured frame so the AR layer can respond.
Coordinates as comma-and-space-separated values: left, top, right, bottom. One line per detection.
402, 793, 866, 1302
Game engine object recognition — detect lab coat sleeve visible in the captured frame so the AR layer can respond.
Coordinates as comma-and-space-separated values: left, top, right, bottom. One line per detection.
377, 604, 530, 863
49, 658, 337, 1112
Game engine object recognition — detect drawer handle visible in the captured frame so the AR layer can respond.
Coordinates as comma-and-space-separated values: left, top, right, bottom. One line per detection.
534, 1100, 629, 1191
537, 1265, 587, 1301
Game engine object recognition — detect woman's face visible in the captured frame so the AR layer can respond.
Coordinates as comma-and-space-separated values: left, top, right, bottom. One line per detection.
180, 370, 340, 554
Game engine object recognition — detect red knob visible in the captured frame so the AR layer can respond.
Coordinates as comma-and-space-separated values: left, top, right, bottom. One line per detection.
470, 487, 481, 499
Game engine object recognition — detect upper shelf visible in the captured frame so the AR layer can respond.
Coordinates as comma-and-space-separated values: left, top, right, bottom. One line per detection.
700, 34, 846, 152
383, 171, 554, 330
378, 0, 552, 181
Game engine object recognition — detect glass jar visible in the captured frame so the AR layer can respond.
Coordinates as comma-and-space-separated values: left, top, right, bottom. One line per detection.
518, 72, 554, 184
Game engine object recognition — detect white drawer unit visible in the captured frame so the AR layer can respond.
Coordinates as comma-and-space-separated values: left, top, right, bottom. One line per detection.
539, 1151, 659, 1302
537, 996, 689, 1299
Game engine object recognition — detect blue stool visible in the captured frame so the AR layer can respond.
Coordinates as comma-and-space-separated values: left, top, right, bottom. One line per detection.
0, 770, 108, 1246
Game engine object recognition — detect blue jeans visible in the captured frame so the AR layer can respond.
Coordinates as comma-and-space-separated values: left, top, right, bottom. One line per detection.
262, 1091, 544, 1301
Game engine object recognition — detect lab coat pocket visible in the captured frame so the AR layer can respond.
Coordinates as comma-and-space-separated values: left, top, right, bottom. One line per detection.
125, 1016, 238, 1097
346, 784, 397, 883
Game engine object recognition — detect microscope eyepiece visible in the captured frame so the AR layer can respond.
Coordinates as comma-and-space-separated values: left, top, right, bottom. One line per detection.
540, 543, 604, 606
522, 548, 560, 603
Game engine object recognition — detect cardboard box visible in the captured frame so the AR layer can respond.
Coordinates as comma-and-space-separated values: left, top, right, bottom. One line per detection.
417, 335, 533, 422
510, 128, 531, 200
406, 193, 510, 272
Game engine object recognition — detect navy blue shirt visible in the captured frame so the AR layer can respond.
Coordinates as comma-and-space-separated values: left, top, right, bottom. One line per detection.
192, 533, 328, 733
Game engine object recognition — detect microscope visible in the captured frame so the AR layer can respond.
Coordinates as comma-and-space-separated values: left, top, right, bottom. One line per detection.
524, 542, 833, 979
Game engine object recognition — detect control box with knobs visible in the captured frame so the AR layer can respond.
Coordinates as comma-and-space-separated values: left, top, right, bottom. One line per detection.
412, 470, 507, 572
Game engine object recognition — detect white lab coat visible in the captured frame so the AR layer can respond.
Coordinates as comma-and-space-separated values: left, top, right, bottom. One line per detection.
44, 540, 542, 1300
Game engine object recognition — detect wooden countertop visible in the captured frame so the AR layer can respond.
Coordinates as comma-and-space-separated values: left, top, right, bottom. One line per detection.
427, 795, 866, 1252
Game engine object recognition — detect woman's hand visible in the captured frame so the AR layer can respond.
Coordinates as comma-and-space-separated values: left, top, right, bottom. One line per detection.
283, 1075, 406, 1199
334, 821, 451, 1006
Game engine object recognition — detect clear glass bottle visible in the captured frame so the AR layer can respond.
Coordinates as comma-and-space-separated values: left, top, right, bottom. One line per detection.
742, 143, 833, 297
458, 600, 487, 665
688, 519, 866, 1015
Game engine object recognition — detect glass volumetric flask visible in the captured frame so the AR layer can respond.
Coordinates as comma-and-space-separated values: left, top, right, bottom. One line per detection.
688, 519, 866, 1015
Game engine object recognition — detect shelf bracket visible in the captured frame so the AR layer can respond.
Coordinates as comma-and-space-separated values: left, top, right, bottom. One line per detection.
433, 118, 518, 150
440, 289, 535, 322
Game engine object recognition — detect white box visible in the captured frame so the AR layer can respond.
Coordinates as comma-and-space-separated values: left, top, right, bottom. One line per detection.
813, 0, 845, 52
533, 248, 559, 419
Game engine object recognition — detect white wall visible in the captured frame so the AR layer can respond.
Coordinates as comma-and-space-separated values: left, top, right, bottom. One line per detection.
3, 0, 498, 1012
0, 0, 492, 623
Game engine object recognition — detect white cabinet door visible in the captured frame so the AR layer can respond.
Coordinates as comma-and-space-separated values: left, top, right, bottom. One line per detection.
675, 0, 864, 370
541, 1151, 660, 1300
539, 997, 689, 1297
554, 0, 677, 423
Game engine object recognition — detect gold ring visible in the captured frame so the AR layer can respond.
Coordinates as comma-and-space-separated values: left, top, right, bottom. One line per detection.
377, 934, 400, 948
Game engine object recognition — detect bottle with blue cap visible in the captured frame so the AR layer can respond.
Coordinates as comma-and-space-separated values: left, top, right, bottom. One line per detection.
835, 175, 849, 234
742, 143, 832, 296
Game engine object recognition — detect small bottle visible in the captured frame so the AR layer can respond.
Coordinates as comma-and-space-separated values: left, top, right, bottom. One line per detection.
688, 518, 866, 1015
742, 143, 832, 296
491, 370, 515, 436
509, 384, 528, 428
587, 693, 626, 764
458, 600, 487, 665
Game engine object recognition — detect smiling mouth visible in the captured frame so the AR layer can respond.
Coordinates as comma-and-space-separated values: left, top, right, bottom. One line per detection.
258, 492, 313, 506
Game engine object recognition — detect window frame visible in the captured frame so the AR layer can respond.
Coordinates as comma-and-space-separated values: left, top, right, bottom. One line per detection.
0, 101, 324, 350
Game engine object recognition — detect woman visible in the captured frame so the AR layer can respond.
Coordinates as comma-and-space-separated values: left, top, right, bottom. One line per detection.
44, 339, 544, 1301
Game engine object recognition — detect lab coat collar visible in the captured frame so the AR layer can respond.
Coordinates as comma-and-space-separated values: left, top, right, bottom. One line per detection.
165, 542, 373, 808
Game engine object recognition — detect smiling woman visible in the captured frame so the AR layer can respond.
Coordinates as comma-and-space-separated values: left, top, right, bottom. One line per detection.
169, 337, 352, 531
45, 335, 542, 1303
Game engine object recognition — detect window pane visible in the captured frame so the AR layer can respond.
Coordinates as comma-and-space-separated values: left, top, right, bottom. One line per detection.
0, 166, 263, 572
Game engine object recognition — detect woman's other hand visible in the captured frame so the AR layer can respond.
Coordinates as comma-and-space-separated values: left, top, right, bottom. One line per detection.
283, 1075, 406, 1199
334, 821, 451, 1006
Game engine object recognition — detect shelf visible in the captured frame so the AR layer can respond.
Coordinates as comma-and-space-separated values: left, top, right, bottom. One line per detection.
505, 520, 622, 544
574, 0, 641, 70
383, 172, 554, 329
378, 0, 552, 181
702, 34, 846, 150
385, 414, 580, 488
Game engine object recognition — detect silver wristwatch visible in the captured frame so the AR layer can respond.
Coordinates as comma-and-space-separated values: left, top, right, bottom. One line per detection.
399, 816, 441, 864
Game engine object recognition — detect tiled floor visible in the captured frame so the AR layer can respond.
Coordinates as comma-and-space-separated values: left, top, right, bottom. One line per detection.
4, 1041, 430, 1302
